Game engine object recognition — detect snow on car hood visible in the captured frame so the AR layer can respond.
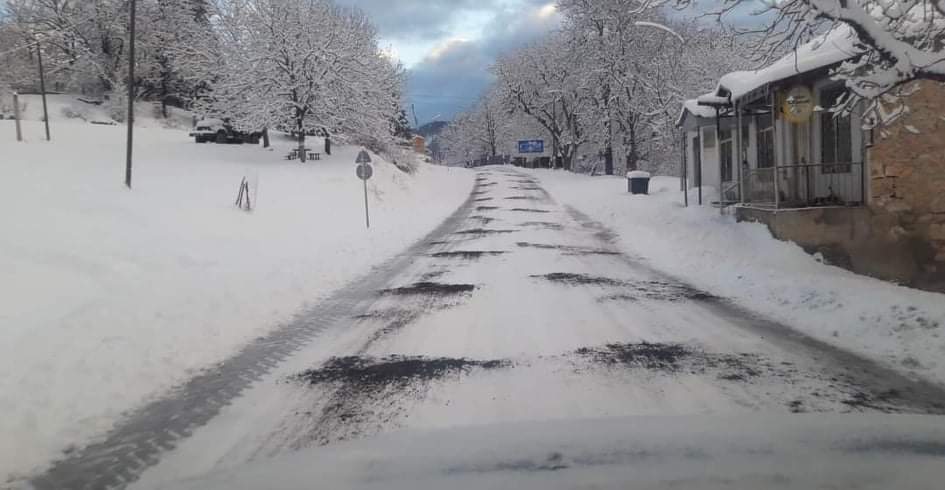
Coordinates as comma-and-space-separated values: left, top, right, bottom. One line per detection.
195, 118, 224, 127
159, 415, 945, 490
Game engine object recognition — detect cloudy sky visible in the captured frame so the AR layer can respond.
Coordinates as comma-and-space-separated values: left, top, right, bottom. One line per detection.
336, 0, 563, 125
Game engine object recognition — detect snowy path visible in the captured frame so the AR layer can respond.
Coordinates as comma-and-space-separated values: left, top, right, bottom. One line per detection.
28, 168, 945, 490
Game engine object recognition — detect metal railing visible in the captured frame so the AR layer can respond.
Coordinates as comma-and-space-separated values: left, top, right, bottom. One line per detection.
742, 162, 865, 209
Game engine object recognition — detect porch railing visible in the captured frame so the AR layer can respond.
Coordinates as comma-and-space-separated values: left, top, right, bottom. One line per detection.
742, 162, 865, 209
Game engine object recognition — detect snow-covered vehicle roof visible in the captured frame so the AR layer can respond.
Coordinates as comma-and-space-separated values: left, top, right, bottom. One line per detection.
159, 415, 945, 490
195, 118, 225, 127
679, 26, 863, 126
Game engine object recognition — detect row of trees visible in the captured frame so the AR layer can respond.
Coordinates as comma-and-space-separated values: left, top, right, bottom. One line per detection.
442, 0, 945, 175
0, 0, 405, 151
440, 2, 753, 175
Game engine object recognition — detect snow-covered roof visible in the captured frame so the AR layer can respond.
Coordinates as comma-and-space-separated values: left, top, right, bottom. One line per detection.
675, 98, 717, 127
711, 26, 862, 103
695, 94, 729, 107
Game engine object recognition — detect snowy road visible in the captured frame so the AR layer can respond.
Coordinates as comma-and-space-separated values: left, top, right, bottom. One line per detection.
29, 168, 945, 489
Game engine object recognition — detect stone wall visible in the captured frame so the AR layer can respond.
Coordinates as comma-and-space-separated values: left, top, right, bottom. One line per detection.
868, 80, 945, 290
735, 206, 932, 287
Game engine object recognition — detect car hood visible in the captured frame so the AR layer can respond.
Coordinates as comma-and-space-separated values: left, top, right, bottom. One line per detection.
160, 415, 945, 490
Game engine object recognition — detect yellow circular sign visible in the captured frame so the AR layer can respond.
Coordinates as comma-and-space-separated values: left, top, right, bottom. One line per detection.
782, 85, 814, 123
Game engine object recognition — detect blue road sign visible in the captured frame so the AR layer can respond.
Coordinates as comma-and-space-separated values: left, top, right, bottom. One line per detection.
518, 139, 544, 154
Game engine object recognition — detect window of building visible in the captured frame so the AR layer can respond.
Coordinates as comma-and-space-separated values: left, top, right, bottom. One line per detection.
702, 127, 716, 149
720, 129, 734, 181
756, 116, 774, 169
820, 85, 853, 173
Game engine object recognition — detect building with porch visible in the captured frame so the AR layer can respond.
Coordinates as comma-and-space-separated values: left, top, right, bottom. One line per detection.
677, 27, 945, 292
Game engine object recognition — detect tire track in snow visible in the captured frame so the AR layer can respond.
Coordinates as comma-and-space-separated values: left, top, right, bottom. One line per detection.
563, 205, 945, 415
24, 177, 482, 490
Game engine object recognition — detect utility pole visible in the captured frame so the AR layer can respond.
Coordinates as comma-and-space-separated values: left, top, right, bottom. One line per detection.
604, 119, 614, 175
13, 92, 23, 142
552, 98, 559, 169
36, 39, 50, 141
125, 0, 137, 189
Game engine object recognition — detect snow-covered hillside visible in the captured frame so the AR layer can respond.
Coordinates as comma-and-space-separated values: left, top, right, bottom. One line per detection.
4, 93, 195, 129
0, 114, 472, 480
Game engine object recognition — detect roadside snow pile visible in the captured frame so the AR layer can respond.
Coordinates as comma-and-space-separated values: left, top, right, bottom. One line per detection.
0, 119, 472, 481
528, 170, 945, 386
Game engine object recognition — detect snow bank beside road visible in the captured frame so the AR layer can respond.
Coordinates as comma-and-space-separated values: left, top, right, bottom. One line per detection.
0, 120, 472, 481
527, 170, 945, 386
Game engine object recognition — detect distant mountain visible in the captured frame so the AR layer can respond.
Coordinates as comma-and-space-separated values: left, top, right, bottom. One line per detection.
415, 121, 449, 139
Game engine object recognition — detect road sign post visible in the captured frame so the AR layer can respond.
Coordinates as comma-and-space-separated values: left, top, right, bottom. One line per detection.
36, 39, 50, 141
125, 0, 137, 189
13, 92, 22, 142
356, 150, 373, 229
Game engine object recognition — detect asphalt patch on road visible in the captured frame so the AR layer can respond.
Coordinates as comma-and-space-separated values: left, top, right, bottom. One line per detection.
419, 269, 447, 281
532, 272, 626, 287
291, 355, 511, 445
380, 282, 476, 296
518, 222, 564, 231
470, 215, 497, 224
476, 206, 500, 211
505, 196, 541, 201
455, 228, 517, 235
472, 191, 489, 196
511, 186, 544, 191
353, 309, 424, 346
533, 273, 715, 302
574, 342, 766, 381
626, 281, 715, 302
841, 389, 905, 412
430, 251, 507, 259
296, 355, 511, 388
474, 197, 494, 202
509, 208, 551, 214
517, 242, 618, 255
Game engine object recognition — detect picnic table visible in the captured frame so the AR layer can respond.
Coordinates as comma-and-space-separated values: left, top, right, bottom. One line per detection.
286, 148, 321, 161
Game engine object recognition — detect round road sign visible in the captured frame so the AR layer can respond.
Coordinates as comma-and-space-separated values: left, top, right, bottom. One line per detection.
356, 163, 373, 180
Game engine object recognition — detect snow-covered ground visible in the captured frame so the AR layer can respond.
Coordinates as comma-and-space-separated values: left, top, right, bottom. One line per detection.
527, 170, 945, 386
159, 415, 945, 490
0, 103, 472, 481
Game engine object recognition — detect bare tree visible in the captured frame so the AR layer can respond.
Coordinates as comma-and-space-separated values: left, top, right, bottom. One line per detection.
684, 0, 945, 124
193, 0, 403, 159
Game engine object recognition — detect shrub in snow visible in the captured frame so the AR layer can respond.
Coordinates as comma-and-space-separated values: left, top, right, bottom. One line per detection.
61, 106, 86, 121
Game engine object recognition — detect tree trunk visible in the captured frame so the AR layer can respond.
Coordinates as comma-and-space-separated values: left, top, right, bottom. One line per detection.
262, 127, 270, 148
298, 120, 306, 163
562, 144, 575, 171
625, 123, 639, 172
604, 146, 614, 175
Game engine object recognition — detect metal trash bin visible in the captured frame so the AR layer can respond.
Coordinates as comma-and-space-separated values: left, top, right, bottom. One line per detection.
627, 171, 651, 195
